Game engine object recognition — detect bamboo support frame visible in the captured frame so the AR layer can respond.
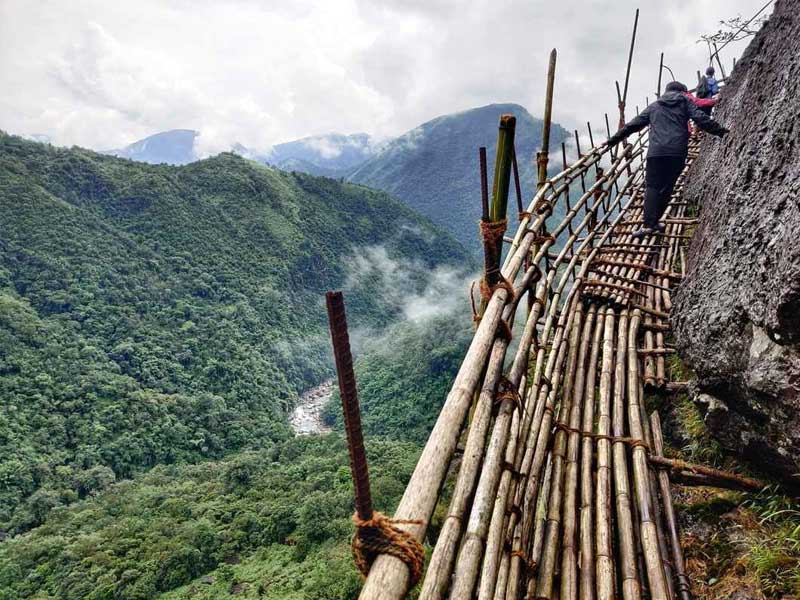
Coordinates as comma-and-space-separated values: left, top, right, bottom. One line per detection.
358, 103, 722, 600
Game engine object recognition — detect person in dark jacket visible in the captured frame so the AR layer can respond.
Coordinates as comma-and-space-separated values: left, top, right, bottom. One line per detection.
605, 81, 728, 237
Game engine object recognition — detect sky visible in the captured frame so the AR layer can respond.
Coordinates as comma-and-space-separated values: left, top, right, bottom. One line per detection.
0, 0, 770, 156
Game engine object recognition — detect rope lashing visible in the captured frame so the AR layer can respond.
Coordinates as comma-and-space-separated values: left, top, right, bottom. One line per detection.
352, 512, 426, 587
479, 218, 516, 305
551, 421, 651, 451
534, 198, 555, 216
510, 550, 539, 575
494, 376, 522, 412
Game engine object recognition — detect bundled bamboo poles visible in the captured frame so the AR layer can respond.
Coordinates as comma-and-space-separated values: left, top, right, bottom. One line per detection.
356, 113, 748, 600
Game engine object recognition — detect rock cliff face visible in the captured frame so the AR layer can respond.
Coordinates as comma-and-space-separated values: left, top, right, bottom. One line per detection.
672, 0, 800, 483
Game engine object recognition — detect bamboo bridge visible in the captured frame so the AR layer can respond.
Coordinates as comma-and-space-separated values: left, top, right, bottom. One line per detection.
323, 31, 764, 600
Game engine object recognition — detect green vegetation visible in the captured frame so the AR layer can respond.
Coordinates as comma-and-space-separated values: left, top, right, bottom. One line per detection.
0, 131, 471, 535
0, 435, 420, 600
324, 311, 473, 444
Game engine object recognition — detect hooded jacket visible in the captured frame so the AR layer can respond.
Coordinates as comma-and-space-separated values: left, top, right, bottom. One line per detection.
608, 91, 727, 158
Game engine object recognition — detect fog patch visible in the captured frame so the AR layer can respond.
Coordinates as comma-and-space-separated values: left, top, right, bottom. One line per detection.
345, 244, 475, 326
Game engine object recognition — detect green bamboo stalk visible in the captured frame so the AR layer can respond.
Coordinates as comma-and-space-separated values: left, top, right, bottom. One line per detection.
537, 49, 557, 190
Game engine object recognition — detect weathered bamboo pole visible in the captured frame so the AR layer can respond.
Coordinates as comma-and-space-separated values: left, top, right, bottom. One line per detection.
647, 456, 767, 492
637, 379, 675, 598
476, 408, 521, 600
450, 369, 520, 598
561, 307, 597, 600
359, 280, 516, 597
656, 52, 664, 98
651, 412, 693, 600
534, 305, 586, 600
595, 308, 616, 600
627, 310, 669, 600
613, 310, 641, 600
418, 339, 507, 600
525, 455, 554, 599
713, 43, 727, 80
448, 293, 546, 599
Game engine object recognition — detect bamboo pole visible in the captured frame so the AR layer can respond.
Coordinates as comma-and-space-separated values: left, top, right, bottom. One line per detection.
476, 408, 521, 600
561, 307, 597, 600
534, 305, 585, 600
647, 456, 766, 492
418, 339, 507, 600
537, 49, 557, 190
612, 310, 641, 600
450, 365, 520, 599
651, 412, 692, 600
595, 308, 616, 600
656, 52, 664, 98
627, 310, 669, 600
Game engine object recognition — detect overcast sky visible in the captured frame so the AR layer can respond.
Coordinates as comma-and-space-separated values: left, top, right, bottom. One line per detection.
0, 0, 769, 156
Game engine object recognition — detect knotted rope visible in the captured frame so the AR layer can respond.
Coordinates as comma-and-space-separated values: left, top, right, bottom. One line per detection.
478, 218, 516, 305
352, 512, 426, 587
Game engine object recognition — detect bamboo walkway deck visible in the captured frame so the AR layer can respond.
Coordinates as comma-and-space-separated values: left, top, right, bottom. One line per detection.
356, 130, 716, 600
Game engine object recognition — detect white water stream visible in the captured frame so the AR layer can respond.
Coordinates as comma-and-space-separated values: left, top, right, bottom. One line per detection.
289, 379, 334, 435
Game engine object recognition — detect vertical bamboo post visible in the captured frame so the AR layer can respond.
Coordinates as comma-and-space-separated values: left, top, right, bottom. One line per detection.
622, 8, 639, 108
480, 147, 490, 221
512, 145, 524, 217
656, 52, 664, 98
479, 117, 516, 315
491, 116, 516, 224
651, 411, 693, 600
326, 291, 372, 521
537, 48, 557, 190
616, 80, 625, 130
713, 43, 727, 80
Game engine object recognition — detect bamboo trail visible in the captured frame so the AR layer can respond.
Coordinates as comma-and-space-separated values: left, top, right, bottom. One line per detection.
356, 128, 755, 599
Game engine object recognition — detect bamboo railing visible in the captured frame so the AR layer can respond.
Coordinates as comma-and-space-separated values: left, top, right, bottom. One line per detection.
350, 119, 767, 600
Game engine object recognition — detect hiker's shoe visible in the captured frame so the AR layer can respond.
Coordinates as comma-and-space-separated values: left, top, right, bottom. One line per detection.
655, 222, 666, 232
631, 227, 654, 239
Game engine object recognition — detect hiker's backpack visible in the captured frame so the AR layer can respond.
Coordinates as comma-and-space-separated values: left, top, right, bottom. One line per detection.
696, 76, 710, 99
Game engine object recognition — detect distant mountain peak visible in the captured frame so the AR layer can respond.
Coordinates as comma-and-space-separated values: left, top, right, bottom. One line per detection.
104, 129, 198, 165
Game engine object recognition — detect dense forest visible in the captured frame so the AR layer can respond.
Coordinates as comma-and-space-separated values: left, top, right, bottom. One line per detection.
0, 134, 473, 584
0, 435, 421, 600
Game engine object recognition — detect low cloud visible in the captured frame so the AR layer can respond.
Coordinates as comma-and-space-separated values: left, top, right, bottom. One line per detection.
1, 1, 766, 155
345, 244, 474, 325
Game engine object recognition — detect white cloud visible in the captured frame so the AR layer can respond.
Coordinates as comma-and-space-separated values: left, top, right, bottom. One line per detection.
0, 0, 768, 154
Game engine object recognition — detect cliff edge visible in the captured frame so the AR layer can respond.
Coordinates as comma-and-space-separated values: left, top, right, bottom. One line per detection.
672, 0, 800, 483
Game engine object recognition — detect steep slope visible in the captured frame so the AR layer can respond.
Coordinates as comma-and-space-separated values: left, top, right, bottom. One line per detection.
0, 132, 470, 532
672, 0, 800, 483
104, 129, 198, 164
348, 103, 570, 252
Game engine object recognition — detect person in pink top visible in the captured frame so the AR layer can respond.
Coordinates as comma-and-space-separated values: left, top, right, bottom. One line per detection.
683, 92, 718, 131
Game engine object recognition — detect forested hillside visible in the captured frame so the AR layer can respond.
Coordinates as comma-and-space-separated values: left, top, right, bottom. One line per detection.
348, 103, 570, 251
0, 132, 471, 537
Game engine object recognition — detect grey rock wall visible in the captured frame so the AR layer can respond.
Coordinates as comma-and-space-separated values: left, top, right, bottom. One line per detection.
672, 0, 800, 483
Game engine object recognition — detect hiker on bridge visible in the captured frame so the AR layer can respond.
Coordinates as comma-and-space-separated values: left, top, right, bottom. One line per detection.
605, 80, 728, 238
697, 66, 720, 99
